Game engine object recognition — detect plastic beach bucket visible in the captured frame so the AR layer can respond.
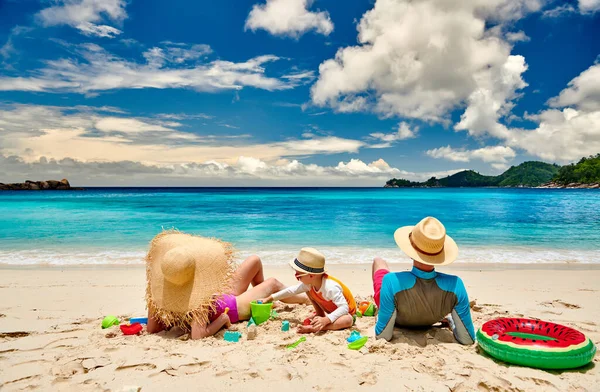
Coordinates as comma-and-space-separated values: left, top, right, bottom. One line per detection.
250, 301, 273, 325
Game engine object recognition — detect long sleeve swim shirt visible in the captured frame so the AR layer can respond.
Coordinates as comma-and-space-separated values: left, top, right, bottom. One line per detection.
272, 275, 356, 323
375, 267, 475, 345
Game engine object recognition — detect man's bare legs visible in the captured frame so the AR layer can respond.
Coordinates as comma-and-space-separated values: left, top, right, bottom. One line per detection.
372, 256, 390, 279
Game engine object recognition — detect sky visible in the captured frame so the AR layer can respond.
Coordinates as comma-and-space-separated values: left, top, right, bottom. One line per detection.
0, 0, 599, 186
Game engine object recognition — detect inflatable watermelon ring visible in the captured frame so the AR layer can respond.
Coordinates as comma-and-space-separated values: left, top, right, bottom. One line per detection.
477, 318, 596, 369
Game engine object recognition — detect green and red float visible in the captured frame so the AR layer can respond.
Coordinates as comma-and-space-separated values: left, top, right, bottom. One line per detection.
477, 318, 596, 369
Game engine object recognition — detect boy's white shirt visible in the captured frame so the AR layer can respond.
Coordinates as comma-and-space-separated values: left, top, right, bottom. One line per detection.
271, 277, 350, 322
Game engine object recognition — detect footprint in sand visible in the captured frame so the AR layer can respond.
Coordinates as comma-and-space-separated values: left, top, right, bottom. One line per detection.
116, 363, 158, 372
1, 374, 42, 388
357, 372, 377, 386
540, 300, 581, 309
516, 376, 553, 387
81, 357, 111, 372
51, 360, 86, 378
0, 331, 30, 339
161, 361, 210, 376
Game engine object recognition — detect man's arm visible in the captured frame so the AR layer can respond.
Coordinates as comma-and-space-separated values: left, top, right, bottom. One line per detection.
450, 277, 475, 345
375, 274, 396, 341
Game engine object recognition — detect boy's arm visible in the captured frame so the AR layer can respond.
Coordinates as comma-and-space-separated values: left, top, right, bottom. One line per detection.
450, 277, 475, 345
271, 282, 309, 301
375, 275, 397, 341
324, 284, 349, 323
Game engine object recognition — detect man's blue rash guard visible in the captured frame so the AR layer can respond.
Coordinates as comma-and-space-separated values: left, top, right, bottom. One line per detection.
375, 267, 475, 345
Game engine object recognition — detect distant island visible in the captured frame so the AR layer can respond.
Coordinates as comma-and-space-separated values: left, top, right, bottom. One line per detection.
385, 154, 600, 189
0, 179, 82, 191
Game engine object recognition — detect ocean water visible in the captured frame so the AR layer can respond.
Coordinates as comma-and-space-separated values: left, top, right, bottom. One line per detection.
0, 188, 599, 265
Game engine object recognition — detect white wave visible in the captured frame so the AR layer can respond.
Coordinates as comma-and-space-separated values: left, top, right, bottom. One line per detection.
0, 245, 599, 266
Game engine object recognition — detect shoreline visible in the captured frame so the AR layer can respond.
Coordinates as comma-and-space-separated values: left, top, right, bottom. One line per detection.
3, 262, 600, 271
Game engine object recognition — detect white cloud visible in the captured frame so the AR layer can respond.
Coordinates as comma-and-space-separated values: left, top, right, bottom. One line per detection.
156, 113, 213, 120
0, 104, 379, 167
311, 0, 538, 126
0, 44, 295, 94
370, 122, 417, 146
1, 151, 466, 186
579, 0, 600, 13
36, 0, 127, 38
542, 4, 576, 18
0, 26, 33, 67
426, 145, 516, 163
543, 1, 598, 16
508, 108, 600, 162
76, 22, 122, 38
454, 55, 528, 140
505, 31, 530, 42
142, 43, 212, 67
277, 136, 365, 154
450, 63, 600, 163
245, 0, 334, 38
548, 64, 600, 111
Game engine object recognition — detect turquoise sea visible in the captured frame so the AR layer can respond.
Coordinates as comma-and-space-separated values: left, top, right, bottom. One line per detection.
0, 188, 599, 265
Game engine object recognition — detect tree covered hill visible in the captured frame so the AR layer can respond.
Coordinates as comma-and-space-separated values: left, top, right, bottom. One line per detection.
552, 154, 600, 185
385, 161, 561, 188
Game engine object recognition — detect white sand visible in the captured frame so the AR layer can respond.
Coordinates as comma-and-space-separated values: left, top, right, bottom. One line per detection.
0, 263, 599, 391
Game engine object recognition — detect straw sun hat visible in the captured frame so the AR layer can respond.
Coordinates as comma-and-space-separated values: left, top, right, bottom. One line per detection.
394, 217, 458, 266
289, 247, 327, 274
146, 231, 237, 330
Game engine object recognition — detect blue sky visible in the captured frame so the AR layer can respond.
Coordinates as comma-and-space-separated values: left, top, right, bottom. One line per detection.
0, 0, 599, 186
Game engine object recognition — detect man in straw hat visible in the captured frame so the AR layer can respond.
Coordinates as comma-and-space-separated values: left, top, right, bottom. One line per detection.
372, 217, 475, 344
146, 231, 308, 339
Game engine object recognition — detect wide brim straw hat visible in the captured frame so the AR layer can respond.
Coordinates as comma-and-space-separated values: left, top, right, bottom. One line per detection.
289, 247, 327, 274
146, 230, 237, 330
394, 217, 458, 266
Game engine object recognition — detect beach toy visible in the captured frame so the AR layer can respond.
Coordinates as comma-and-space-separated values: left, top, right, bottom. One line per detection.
247, 317, 256, 327
303, 317, 312, 326
256, 300, 263, 304
348, 336, 368, 350
129, 317, 148, 325
286, 336, 306, 349
356, 311, 363, 318
281, 320, 290, 332
250, 301, 273, 325
224, 331, 242, 343
120, 323, 143, 335
358, 301, 377, 317
101, 315, 120, 329
224, 307, 230, 315
347, 330, 362, 343
477, 318, 597, 369
247, 324, 257, 340
270, 309, 279, 320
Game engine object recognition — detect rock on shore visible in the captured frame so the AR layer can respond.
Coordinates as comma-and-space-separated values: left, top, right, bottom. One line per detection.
0, 179, 82, 190
538, 181, 600, 189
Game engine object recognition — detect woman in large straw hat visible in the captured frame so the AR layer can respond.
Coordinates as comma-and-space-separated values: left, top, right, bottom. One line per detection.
146, 231, 308, 339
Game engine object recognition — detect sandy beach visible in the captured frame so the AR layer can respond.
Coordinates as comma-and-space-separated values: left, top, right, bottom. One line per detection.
1, 263, 599, 391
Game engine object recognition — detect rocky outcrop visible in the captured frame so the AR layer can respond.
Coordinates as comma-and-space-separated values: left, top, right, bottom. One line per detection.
0, 179, 82, 191
538, 181, 600, 189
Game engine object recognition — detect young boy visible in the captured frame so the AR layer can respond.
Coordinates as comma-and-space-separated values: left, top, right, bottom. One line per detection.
260, 247, 357, 333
